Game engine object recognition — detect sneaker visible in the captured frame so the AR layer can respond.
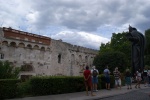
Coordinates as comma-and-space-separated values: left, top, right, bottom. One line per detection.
130, 87, 132, 89
95, 90, 98, 92
91, 94, 96, 96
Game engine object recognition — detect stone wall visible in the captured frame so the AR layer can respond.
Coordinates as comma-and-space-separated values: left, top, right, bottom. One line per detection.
0, 27, 98, 79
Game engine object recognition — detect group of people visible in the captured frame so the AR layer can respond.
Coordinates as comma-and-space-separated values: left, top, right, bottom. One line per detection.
125, 68, 150, 89
83, 65, 150, 96
83, 65, 99, 96
134, 68, 150, 88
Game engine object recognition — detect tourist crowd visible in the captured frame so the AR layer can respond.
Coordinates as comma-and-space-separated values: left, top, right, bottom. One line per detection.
83, 65, 150, 96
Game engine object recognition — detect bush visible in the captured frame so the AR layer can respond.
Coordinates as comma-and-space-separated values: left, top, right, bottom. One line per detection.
0, 79, 20, 99
30, 76, 85, 96
29, 75, 114, 96
1, 75, 114, 98
0, 61, 20, 79
17, 80, 32, 97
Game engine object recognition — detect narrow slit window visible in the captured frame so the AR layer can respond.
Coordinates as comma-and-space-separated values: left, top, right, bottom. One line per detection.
58, 54, 61, 63
0, 53, 4, 59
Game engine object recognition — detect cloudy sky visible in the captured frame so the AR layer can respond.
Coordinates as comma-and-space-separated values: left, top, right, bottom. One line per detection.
0, 0, 150, 50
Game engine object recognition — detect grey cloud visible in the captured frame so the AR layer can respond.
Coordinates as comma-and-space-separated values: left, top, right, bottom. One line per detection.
1, 0, 150, 34
27, 0, 149, 33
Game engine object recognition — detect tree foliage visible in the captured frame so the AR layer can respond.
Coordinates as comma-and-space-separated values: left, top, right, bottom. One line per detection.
95, 32, 131, 73
0, 61, 20, 79
145, 29, 150, 55
93, 51, 128, 73
145, 29, 150, 66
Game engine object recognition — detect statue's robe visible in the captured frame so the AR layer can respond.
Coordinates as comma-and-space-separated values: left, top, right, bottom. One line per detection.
126, 30, 145, 74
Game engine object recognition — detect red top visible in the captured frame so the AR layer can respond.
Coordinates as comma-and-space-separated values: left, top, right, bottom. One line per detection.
83, 70, 92, 81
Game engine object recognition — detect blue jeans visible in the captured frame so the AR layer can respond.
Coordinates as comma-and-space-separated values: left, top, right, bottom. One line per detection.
92, 77, 98, 84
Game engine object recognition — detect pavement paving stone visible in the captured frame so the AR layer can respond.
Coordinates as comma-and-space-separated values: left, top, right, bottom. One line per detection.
99, 88, 150, 100
7, 85, 150, 100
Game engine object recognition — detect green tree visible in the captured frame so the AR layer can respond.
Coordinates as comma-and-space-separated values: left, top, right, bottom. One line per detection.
145, 29, 150, 66
93, 51, 128, 73
99, 32, 131, 56
98, 32, 131, 68
111, 32, 131, 58
0, 61, 20, 79
99, 42, 113, 53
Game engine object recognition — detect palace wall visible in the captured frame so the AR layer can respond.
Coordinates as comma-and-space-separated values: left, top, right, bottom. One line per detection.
0, 27, 98, 80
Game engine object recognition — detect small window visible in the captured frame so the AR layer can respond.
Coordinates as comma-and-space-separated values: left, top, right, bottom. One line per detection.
0, 53, 4, 59
58, 54, 61, 63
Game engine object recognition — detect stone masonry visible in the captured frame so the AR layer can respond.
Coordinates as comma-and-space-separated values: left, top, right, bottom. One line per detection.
0, 27, 98, 80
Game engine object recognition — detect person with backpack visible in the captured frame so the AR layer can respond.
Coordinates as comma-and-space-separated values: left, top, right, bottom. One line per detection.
91, 66, 99, 92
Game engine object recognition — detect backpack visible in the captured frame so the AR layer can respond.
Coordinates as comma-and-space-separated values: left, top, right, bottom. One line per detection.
92, 70, 98, 77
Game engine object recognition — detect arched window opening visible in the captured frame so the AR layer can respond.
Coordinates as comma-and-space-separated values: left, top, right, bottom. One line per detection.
58, 54, 61, 63
41, 47, 45, 51
90, 57, 94, 66
10, 42, 16, 47
33, 45, 39, 50
85, 56, 88, 63
71, 54, 75, 64
79, 55, 82, 62
2, 41, 8, 46
18, 43, 25, 48
27, 44, 32, 49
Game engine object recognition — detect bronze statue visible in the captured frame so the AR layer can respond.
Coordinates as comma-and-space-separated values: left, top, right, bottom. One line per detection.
126, 25, 145, 74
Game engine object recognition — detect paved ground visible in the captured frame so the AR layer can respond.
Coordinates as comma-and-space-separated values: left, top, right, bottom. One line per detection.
8, 85, 150, 100
99, 88, 150, 100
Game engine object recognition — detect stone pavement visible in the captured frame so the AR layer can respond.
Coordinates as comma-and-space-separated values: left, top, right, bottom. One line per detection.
8, 85, 150, 100
99, 88, 150, 100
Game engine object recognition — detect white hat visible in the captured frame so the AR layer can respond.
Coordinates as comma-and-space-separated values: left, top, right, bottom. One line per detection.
92, 66, 95, 69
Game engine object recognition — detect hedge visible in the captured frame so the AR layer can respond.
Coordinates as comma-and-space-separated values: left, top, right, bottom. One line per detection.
0, 75, 115, 99
29, 75, 114, 96
30, 76, 85, 95
0, 79, 20, 99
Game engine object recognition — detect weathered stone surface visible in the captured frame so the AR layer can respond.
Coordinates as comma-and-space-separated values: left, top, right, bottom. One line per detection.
0, 27, 98, 78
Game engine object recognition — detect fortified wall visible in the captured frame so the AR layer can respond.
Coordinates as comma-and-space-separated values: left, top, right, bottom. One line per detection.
0, 27, 98, 80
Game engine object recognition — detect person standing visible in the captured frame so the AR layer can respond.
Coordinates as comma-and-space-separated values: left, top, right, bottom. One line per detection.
125, 69, 132, 89
143, 68, 149, 87
91, 66, 99, 92
83, 65, 95, 96
135, 69, 142, 88
147, 68, 150, 87
103, 66, 111, 90
113, 67, 121, 89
